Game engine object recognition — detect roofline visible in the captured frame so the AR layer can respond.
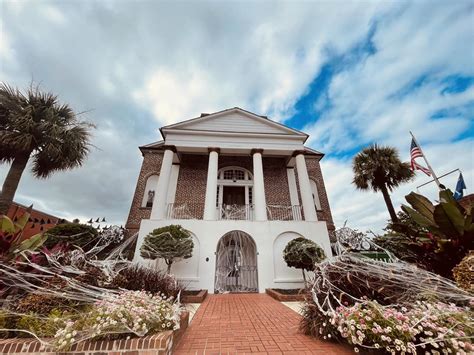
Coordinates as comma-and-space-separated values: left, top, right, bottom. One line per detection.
159, 107, 309, 141
304, 146, 325, 157
9, 201, 67, 221
139, 140, 165, 154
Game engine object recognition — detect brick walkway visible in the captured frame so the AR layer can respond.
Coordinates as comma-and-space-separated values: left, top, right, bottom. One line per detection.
175, 293, 354, 354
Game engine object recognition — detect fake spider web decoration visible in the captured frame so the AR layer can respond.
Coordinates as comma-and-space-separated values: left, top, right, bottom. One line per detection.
214, 231, 258, 293
308, 226, 474, 351
0, 231, 183, 349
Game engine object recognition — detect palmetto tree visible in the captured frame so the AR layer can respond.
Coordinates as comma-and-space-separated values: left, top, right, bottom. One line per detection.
352, 144, 414, 223
0, 83, 94, 215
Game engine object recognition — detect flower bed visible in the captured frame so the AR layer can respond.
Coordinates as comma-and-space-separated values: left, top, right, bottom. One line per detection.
0, 311, 189, 354
266, 288, 306, 302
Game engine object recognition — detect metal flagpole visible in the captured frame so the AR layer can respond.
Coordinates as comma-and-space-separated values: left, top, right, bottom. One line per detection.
410, 131, 442, 189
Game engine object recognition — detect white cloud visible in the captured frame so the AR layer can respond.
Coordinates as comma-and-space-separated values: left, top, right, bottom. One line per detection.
132, 1, 384, 124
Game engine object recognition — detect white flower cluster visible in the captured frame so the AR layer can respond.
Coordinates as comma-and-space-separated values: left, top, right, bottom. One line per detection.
53, 290, 181, 350
327, 300, 473, 354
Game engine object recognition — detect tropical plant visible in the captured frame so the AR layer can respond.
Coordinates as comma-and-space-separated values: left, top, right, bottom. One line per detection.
352, 144, 414, 222
140, 225, 193, 274
283, 237, 326, 283
0, 206, 47, 261
0, 83, 94, 215
43, 223, 98, 250
401, 189, 474, 278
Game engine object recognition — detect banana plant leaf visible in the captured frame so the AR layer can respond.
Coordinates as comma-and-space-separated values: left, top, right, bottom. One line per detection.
440, 202, 466, 236
402, 205, 439, 233
433, 204, 461, 239
405, 192, 435, 222
0, 215, 15, 234
10, 233, 47, 255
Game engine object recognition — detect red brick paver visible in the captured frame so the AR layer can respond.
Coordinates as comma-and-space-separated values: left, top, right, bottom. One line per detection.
175, 293, 353, 354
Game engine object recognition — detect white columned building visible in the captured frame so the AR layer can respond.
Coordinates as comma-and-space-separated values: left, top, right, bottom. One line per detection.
128, 108, 334, 293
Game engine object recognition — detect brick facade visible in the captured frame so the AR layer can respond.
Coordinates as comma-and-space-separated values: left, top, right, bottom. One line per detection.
126, 150, 333, 232
306, 156, 335, 231
125, 149, 164, 235
174, 154, 208, 218
263, 157, 291, 206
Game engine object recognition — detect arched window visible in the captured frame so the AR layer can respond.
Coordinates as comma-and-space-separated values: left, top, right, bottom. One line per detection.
310, 179, 322, 210
216, 167, 254, 211
142, 175, 159, 208
218, 167, 253, 181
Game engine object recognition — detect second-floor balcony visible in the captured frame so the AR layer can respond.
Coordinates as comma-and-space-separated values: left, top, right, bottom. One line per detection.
165, 203, 303, 221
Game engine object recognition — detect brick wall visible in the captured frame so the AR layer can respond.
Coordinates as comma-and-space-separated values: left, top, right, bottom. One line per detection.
263, 157, 291, 206
174, 154, 208, 218
306, 156, 334, 231
294, 155, 334, 231
125, 150, 163, 234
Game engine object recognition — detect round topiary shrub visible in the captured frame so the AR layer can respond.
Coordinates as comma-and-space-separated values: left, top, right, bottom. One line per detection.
43, 223, 98, 250
453, 250, 474, 292
140, 225, 193, 274
283, 237, 326, 283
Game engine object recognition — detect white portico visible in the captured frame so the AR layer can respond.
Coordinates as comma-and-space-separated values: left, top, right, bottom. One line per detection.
131, 108, 333, 293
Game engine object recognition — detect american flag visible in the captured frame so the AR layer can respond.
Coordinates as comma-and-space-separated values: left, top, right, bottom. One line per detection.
410, 138, 431, 176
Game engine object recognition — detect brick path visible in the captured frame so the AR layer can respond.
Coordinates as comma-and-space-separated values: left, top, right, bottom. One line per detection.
175, 293, 354, 354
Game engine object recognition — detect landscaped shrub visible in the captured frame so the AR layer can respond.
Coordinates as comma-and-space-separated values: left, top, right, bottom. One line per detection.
110, 264, 184, 298
140, 225, 193, 274
53, 290, 181, 350
453, 251, 474, 292
15, 293, 74, 315
15, 309, 65, 337
283, 237, 326, 282
43, 223, 98, 250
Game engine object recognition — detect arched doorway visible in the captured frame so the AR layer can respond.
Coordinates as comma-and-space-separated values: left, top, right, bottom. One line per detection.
214, 231, 258, 293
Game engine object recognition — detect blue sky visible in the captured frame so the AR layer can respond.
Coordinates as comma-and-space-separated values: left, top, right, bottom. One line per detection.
1, 0, 473, 232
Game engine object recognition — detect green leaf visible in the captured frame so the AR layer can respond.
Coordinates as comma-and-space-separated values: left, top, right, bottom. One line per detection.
405, 192, 435, 222
11, 233, 47, 254
402, 205, 436, 228
440, 202, 466, 236
13, 205, 32, 232
433, 204, 459, 238
0, 215, 15, 233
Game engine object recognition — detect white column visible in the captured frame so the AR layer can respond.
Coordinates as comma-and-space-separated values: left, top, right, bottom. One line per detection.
151, 147, 175, 220
204, 148, 219, 220
295, 152, 318, 221
252, 149, 267, 221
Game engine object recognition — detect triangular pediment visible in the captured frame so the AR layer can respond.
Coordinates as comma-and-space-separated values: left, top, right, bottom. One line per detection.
161, 108, 307, 138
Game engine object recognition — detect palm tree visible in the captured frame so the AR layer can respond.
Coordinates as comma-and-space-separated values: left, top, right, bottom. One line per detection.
0, 83, 94, 215
352, 144, 414, 223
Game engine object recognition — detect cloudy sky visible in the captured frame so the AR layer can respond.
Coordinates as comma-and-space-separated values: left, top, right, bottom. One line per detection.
1, 0, 473, 233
